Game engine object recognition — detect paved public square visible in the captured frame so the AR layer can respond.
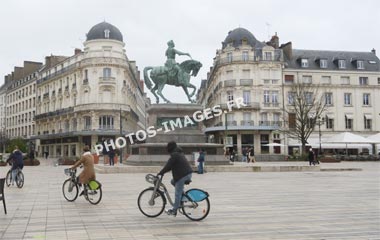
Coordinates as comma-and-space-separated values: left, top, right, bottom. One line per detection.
0, 161, 379, 240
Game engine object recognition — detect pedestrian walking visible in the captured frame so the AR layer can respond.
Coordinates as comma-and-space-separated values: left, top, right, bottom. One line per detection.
197, 149, 205, 174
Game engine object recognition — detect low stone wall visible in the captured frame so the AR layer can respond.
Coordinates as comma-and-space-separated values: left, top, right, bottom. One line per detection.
126, 154, 228, 166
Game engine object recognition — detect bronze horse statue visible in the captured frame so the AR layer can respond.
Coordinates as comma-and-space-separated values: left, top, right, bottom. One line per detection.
143, 59, 202, 103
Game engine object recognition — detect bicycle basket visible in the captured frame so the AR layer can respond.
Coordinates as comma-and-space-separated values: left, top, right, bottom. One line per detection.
186, 189, 209, 202
89, 180, 101, 190
64, 168, 75, 176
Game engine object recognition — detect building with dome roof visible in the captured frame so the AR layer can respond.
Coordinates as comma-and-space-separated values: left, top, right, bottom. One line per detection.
198, 27, 285, 160
33, 22, 146, 159
198, 27, 380, 159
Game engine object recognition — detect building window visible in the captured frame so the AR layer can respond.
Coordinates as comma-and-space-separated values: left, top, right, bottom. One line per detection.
305, 92, 313, 105
242, 51, 249, 61
103, 68, 111, 78
264, 90, 270, 103
325, 92, 333, 105
301, 59, 308, 68
104, 29, 110, 38
378, 77, 380, 84
320, 59, 328, 68
364, 115, 372, 129
359, 77, 368, 85
363, 93, 370, 106
285, 75, 294, 84
243, 91, 250, 105
84, 69, 88, 80
227, 52, 233, 62
84, 116, 91, 130
341, 76, 350, 85
345, 116, 353, 129
321, 76, 331, 84
338, 59, 346, 69
325, 116, 334, 129
264, 52, 272, 61
227, 90, 234, 101
344, 93, 352, 105
271, 91, 279, 104
357, 60, 364, 69
99, 115, 114, 130
287, 91, 295, 105
302, 75, 312, 84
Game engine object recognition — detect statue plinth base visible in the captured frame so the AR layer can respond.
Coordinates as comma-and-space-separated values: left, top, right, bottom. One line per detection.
126, 103, 229, 166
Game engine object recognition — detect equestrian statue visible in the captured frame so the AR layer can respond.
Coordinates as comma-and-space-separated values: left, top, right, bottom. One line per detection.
143, 40, 202, 103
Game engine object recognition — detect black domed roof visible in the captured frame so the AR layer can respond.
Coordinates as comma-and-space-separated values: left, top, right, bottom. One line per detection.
222, 28, 262, 49
86, 22, 123, 42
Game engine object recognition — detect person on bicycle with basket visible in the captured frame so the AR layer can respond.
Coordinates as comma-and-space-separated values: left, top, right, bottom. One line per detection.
157, 141, 193, 217
6, 145, 24, 186
70, 145, 96, 196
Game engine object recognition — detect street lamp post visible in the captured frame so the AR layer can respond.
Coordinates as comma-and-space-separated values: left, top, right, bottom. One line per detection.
316, 117, 325, 155
119, 108, 122, 164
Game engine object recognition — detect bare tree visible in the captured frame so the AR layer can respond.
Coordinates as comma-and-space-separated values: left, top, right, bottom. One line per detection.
283, 82, 328, 155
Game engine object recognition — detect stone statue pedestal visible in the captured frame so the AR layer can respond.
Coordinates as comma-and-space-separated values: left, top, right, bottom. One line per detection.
127, 104, 228, 166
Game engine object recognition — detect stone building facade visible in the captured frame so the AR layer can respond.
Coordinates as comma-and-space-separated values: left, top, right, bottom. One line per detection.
3, 62, 42, 146
198, 28, 380, 159
34, 22, 146, 158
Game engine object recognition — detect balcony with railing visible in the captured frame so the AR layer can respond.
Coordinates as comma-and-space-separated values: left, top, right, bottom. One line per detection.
240, 79, 253, 86
240, 120, 255, 126
204, 120, 283, 132
34, 107, 74, 120
214, 50, 283, 67
43, 93, 49, 99
99, 77, 116, 83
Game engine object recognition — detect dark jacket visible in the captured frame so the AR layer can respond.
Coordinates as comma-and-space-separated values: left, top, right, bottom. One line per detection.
158, 147, 193, 183
198, 151, 205, 162
7, 150, 24, 170
308, 150, 315, 161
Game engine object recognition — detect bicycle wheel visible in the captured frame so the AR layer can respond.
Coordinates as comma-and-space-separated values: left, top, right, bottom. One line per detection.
16, 171, 24, 188
5, 170, 12, 187
62, 179, 78, 202
86, 181, 102, 205
182, 198, 210, 221
137, 188, 166, 218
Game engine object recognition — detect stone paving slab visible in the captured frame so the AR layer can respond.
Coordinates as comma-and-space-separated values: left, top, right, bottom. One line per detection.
0, 161, 379, 239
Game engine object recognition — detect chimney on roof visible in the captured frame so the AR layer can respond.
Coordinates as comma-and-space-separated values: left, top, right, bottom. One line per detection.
74, 48, 82, 55
268, 32, 280, 49
371, 48, 376, 55
280, 42, 293, 59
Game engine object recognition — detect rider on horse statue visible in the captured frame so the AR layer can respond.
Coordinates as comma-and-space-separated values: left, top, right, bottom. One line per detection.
165, 40, 191, 85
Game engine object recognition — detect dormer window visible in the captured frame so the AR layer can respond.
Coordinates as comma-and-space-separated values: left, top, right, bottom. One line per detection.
338, 59, 346, 69
104, 29, 110, 39
264, 52, 273, 61
357, 60, 364, 69
301, 59, 308, 68
227, 52, 233, 63
320, 59, 328, 68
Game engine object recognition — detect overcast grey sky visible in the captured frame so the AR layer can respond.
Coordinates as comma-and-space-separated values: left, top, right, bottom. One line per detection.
1, 0, 379, 103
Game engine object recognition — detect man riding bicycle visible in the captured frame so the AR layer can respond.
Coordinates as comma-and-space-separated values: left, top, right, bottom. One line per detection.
6, 146, 24, 186
70, 145, 96, 196
157, 141, 193, 216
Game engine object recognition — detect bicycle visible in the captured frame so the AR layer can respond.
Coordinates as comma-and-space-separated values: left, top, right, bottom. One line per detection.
137, 174, 210, 221
5, 166, 24, 188
62, 168, 102, 205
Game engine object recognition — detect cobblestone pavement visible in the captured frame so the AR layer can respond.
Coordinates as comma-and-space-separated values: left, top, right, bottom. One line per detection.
0, 161, 379, 239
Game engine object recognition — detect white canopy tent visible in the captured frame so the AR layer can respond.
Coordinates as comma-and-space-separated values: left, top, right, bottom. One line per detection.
325, 132, 375, 155
367, 133, 380, 154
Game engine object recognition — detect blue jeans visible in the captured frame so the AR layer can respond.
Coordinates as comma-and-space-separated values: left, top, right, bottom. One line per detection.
171, 173, 192, 211
198, 161, 204, 174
